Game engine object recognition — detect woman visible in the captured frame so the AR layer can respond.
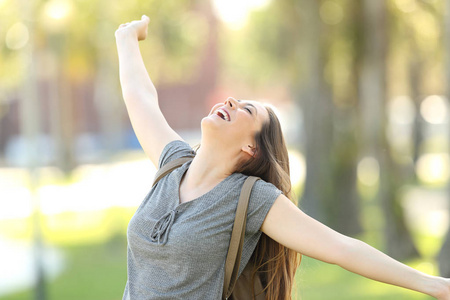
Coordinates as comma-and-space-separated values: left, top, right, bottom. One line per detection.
115, 15, 450, 300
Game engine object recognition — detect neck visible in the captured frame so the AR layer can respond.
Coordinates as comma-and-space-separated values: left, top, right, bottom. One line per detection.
184, 140, 242, 189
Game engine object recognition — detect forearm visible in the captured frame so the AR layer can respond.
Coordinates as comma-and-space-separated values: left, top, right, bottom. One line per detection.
115, 33, 158, 102
339, 237, 441, 297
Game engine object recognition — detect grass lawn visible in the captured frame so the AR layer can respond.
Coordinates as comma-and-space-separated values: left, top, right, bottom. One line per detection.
1, 235, 127, 300
297, 256, 434, 299
0, 234, 437, 300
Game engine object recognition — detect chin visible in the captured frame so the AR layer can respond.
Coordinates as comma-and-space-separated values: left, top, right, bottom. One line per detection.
200, 115, 212, 128
201, 114, 222, 130
200, 117, 232, 143
200, 116, 215, 136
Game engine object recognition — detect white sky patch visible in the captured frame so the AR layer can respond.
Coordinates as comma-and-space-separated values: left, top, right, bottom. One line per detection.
0, 159, 156, 219
212, 0, 272, 30
44, 0, 72, 20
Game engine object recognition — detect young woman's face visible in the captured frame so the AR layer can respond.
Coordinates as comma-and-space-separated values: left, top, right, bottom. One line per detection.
202, 97, 269, 152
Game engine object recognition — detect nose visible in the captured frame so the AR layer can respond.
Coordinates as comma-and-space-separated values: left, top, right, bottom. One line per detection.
225, 97, 238, 109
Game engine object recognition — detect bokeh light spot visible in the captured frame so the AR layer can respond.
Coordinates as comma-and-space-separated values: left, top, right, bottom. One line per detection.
44, 0, 72, 20
420, 95, 448, 124
357, 157, 380, 186
288, 150, 306, 188
416, 153, 450, 184
5, 22, 29, 50
212, 0, 271, 30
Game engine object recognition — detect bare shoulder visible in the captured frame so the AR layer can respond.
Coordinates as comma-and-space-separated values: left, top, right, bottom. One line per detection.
261, 194, 300, 237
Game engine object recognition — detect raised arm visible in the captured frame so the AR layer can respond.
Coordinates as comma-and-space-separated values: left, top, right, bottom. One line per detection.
115, 15, 182, 167
261, 194, 450, 299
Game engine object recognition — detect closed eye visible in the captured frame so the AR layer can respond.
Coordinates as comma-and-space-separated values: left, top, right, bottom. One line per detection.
237, 100, 257, 117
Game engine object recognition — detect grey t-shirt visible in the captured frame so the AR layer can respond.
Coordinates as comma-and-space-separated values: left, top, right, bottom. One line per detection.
123, 140, 282, 300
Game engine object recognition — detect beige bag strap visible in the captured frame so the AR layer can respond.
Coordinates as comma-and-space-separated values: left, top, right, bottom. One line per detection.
152, 156, 194, 187
223, 176, 260, 300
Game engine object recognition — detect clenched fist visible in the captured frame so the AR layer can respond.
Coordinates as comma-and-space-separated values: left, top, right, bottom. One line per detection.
115, 15, 150, 41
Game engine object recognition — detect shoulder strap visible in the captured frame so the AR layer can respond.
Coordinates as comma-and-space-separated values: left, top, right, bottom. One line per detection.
223, 176, 260, 300
152, 156, 194, 187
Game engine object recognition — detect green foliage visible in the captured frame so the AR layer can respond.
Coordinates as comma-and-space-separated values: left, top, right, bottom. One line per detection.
220, 0, 444, 100
0, 0, 207, 90
221, 2, 298, 87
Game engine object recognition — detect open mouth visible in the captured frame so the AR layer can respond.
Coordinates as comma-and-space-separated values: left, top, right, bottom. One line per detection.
215, 108, 230, 121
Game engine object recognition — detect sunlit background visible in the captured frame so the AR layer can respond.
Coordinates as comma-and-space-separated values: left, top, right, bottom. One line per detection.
1, 0, 449, 299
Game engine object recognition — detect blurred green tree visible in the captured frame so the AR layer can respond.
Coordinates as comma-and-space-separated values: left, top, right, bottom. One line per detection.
222, 0, 364, 236
217, 0, 446, 262
439, 0, 450, 278
0, 0, 208, 174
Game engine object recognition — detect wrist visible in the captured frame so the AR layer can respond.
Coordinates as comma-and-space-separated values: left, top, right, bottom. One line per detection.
426, 276, 450, 299
115, 27, 138, 42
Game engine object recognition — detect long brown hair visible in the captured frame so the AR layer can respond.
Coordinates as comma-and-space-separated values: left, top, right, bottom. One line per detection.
235, 106, 302, 300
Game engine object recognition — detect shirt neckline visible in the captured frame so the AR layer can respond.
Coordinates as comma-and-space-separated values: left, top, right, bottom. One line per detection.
175, 162, 235, 207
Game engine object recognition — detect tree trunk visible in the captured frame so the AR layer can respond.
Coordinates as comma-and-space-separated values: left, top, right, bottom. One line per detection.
295, 0, 334, 225
408, 24, 425, 182
330, 118, 362, 236
438, 0, 450, 278
327, 2, 365, 236
410, 51, 424, 167
56, 70, 76, 175
359, 0, 419, 260
293, 0, 363, 236
20, 0, 47, 298
93, 50, 124, 159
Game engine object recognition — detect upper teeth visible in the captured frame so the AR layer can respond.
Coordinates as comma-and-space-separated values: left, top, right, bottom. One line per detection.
216, 108, 230, 121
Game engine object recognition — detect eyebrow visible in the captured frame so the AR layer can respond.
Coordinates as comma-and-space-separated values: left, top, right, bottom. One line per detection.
237, 100, 258, 117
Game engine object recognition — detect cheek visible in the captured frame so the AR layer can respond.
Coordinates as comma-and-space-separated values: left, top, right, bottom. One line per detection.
229, 122, 256, 142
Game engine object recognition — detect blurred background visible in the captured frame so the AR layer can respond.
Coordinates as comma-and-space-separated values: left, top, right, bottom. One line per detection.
0, 0, 449, 299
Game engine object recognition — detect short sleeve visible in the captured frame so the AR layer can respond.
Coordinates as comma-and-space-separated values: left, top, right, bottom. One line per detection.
246, 180, 282, 234
158, 140, 195, 169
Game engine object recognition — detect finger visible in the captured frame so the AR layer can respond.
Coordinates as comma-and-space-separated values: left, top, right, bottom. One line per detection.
142, 15, 150, 23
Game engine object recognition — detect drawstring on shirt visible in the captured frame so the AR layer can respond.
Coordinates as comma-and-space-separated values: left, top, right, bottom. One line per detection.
150, 209, 177, 245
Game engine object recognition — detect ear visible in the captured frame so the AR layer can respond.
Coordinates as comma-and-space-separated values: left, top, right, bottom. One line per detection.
242, 144, 256, 157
